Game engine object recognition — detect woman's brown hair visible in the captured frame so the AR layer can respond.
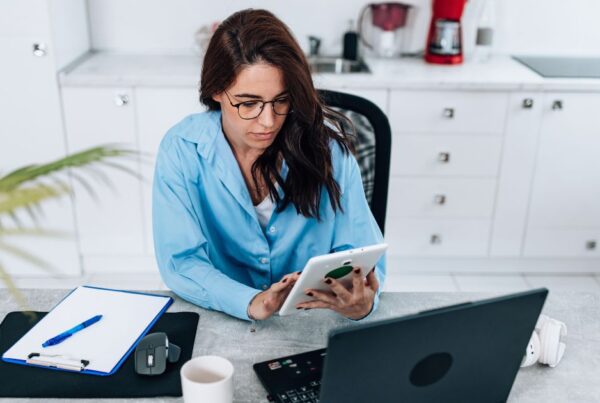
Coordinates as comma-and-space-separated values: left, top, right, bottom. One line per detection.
200, 9, 354, 219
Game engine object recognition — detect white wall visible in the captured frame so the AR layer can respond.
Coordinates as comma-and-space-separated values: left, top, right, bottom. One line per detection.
87, 0, 600, 57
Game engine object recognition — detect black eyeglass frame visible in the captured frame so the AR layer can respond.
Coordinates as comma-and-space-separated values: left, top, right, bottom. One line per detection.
223, 90, 292, 120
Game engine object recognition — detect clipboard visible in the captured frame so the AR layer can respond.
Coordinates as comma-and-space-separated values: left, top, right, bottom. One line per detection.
1, 286, 173, 376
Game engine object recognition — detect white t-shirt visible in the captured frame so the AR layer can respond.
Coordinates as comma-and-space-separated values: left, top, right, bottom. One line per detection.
254, 195, 274, 229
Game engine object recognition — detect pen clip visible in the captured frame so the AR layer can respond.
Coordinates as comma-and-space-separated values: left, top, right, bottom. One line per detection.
27, 352, 90, 372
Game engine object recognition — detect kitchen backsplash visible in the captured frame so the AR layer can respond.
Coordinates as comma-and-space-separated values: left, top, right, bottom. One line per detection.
87, 0, 600, 57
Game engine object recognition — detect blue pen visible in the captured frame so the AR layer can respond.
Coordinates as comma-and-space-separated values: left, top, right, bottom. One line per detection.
42, 314, 103, 348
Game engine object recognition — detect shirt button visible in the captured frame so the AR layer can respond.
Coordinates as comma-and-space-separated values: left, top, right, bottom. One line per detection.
260, 257, 269, 264
269, 226, 277, 234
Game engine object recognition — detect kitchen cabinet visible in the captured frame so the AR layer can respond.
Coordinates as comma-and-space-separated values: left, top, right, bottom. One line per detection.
62, 87, 145, 257
490, 93, 543, 256
54, 52, 600, 271
0, 0, 88, 276
523, 92, 600, 257
385, 90, 507, 257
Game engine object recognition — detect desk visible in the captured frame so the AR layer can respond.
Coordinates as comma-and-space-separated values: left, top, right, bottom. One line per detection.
1, 289, 599, 402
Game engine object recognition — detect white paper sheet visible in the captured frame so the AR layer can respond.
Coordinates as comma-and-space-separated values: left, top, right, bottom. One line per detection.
2, 286, 171, 374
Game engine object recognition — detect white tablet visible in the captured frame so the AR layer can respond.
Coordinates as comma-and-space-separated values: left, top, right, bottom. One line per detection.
278, 243, 387, 316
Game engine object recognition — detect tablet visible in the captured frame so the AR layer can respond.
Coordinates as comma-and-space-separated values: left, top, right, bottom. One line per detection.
278, 243, 387, 316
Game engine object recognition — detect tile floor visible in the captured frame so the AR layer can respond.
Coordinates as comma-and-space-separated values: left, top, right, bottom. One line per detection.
3, 271, 600, 293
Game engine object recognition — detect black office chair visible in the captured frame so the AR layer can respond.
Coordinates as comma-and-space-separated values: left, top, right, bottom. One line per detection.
318, 89, 391, 234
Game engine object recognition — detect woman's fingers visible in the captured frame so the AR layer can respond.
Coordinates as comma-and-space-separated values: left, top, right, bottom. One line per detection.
296, 299, 335, 310
304, 288, 339, 306
324, 277, 353, 303
270, 274, 297, 293
366, 268, 379, 292
351, 267, 365, 296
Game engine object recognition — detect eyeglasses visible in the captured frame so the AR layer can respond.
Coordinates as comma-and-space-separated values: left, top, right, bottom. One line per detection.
224, 90, 292, 120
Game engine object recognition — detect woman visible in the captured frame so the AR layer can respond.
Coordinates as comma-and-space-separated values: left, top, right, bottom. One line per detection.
153, 9, 385, 321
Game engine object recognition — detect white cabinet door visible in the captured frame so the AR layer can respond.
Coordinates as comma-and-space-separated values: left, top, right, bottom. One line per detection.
62, 87, 145, 257
527, 93, 600, 229
524, 229, 600, 258
0, 36, 80, 276
523, 92, 600, 258
491, 93, 543, 257
0, 1, 49, 37
136, 87, 204, 256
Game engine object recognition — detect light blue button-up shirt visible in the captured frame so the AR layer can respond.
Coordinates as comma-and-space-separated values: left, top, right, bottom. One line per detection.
152, 111, 386, 321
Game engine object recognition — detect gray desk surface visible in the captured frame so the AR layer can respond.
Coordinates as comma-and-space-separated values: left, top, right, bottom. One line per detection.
1, 289, 599, 402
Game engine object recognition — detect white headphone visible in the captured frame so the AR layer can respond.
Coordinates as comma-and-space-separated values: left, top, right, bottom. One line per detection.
521, 314, 567, 368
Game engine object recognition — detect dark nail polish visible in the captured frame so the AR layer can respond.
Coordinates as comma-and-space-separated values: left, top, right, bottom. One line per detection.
325, 278, 332, 284
282, 278, 287, 283
307, 292, 313, 297
304, 308, 311, 311
354, 268, 360, 274
296, 307, 302, 310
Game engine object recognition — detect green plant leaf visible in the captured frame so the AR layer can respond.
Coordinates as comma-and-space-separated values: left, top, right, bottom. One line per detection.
0, 145, 136, 191
0, 184, 67, 216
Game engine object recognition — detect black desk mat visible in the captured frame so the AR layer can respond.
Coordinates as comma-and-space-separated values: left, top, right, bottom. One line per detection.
0, 311, 199, 398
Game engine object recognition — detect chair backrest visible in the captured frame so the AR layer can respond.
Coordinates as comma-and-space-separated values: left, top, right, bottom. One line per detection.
318, 89, 391, 234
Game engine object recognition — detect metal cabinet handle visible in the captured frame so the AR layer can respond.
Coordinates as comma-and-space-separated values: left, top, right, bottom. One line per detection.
586, 240, 597, 251
32, 43, 47, 57
430, 234, 442, 245
522, 98, 534, 109
434, 194, 446, 205
114, 94, 129, 107
438, 152, 450, 163
443, 108, 455, 118
552, 100, 563, 110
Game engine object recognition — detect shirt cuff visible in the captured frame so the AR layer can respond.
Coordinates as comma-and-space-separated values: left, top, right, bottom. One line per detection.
239, 288, 262, 322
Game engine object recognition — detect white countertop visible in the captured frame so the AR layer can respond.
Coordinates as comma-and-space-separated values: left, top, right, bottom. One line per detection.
59, 51, 600, 91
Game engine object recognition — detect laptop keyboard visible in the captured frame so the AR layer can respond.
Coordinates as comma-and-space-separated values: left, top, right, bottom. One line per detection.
255, 348, 327, 403
275, 380, 321, 402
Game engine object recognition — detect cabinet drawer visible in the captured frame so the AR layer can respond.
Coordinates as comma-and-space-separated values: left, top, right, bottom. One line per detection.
389, 90, 508, 134
524, 229, 600, 258
384, 219, 491, 257
391, 135, 502, 176
387, 178, 497, 219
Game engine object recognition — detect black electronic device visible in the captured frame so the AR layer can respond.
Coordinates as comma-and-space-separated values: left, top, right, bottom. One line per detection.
254, 289, 548, 403
134, 332, 181, 376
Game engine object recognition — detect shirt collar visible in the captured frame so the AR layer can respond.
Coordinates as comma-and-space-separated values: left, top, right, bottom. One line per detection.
177, 110, 222, 162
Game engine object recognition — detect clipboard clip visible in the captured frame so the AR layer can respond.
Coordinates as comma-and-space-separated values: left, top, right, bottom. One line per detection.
27, 352, 90, 372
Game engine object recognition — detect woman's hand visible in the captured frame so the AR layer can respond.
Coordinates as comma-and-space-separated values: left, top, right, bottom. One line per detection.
297, 267, 379, 320
247, 272, 301, 320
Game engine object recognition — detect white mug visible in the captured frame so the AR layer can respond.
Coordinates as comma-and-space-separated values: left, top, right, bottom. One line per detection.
180, 355, 234, 403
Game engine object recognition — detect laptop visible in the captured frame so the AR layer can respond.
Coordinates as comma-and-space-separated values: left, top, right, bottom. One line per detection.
253, 288, 548, 403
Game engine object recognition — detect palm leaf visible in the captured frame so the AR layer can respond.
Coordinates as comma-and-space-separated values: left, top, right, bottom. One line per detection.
0, 144, 138, 302
0, 184, 68, 216
0, 145, 136, 191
